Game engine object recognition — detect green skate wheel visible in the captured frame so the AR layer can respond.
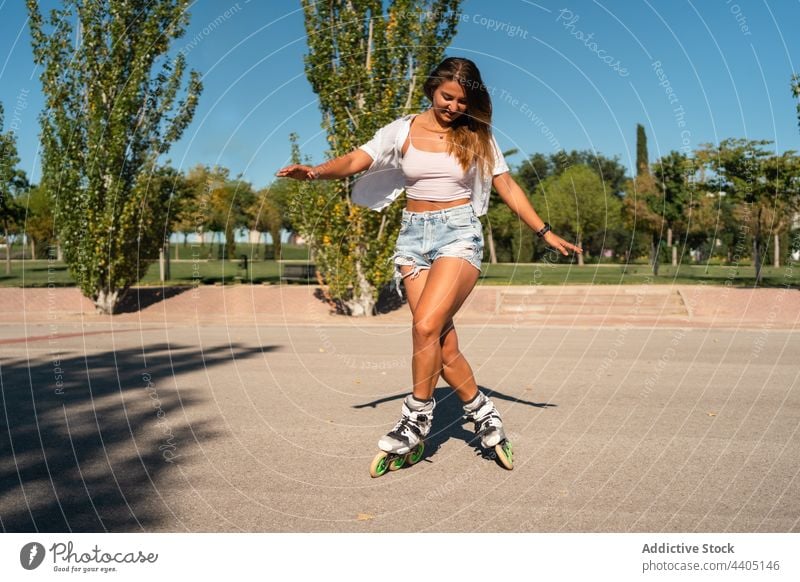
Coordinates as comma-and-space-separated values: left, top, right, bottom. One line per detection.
369, 451, 390, 478
495, 441, 513, 470
405, 442, 425, 465
388, 455, 405, 471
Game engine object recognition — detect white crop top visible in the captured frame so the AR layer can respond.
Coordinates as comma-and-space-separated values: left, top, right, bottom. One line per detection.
353, 113, 510, 216
400, 138, 477, 201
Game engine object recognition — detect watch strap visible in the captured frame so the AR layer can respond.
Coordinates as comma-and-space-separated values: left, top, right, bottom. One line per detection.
536, 222, 551, 238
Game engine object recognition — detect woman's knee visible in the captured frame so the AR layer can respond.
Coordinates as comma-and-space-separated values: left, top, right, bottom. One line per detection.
412, 314, 447, 342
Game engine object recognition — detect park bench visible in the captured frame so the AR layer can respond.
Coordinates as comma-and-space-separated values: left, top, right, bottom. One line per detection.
280, 261, 317, 283
234, 254, 250, 282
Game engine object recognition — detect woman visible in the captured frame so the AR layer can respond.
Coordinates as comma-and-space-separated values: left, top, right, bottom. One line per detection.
276, 57, 582, 477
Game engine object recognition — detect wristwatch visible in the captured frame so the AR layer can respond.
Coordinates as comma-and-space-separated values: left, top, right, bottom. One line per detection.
536, 222, 551, 238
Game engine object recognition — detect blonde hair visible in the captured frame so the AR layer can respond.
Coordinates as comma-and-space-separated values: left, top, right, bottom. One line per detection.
423, 57, 495, 178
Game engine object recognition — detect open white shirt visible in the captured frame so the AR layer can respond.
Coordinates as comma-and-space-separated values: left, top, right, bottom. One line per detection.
352, 114, 509, 216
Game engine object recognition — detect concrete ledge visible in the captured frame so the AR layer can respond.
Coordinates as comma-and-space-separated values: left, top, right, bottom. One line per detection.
1, 284, 798, 330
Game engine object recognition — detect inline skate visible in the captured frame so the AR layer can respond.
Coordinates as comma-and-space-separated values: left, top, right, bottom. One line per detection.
369, 394, 435, 478
463, 390, 513, 470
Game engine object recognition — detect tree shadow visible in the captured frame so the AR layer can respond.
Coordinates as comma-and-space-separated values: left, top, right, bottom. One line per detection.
115, 286, 194, 314
0, 341, 277, 532
312, 283, 407, 316
354, 386, 556, 465
373, 283, 406, 315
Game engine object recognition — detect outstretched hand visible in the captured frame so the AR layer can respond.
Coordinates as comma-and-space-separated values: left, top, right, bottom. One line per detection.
275, 164, 315, 181
543, 231, 583, 256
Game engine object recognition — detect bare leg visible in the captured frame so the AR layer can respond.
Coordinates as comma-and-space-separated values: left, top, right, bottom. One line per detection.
439, 319, 480, 402
398, 257, 480, 401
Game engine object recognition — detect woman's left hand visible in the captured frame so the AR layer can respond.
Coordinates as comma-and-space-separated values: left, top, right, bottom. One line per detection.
543, 231, 583, 256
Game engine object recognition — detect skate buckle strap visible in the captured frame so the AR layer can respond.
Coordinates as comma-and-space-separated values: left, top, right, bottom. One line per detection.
387, 417, 424, 444
473, 410, 502, 437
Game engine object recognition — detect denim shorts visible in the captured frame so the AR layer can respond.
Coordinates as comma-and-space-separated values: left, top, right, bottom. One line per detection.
389, 202, 484, 297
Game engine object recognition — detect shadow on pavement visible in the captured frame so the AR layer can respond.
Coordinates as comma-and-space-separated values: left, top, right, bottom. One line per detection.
0, 341, 275, 532
313, 283, 407, 316
115, 286, 194, 314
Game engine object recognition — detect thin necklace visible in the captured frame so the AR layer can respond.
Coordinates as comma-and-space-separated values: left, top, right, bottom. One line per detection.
421, 111, 450, 132
418, 112, 450, 139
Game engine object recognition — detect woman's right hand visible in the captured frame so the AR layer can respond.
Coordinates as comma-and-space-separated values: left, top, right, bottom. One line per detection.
275, 164, 316, 181
543, 230, 583, 256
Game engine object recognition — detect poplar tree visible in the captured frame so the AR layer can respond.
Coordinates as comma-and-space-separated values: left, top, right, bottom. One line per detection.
293, 0, 461, 316
27, 0, 202, 313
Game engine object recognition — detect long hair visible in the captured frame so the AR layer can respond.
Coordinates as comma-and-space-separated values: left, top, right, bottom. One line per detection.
422, 57, 495, 178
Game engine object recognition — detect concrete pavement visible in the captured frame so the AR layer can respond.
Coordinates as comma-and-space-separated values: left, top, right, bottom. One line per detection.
1, 315, 798, 532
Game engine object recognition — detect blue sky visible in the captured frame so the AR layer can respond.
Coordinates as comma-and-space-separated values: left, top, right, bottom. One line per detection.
2, 0, 799, 190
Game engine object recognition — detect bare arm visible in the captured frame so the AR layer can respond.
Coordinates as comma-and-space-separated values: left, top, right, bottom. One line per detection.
275, 149, 374, 181
492, 171, 583, 256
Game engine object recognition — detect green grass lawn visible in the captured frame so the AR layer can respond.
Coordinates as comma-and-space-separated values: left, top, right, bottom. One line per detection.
2, 251, 797, 289
2, 259, 306, 287
479, 263, 797, 287
0, 244, 311, 287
